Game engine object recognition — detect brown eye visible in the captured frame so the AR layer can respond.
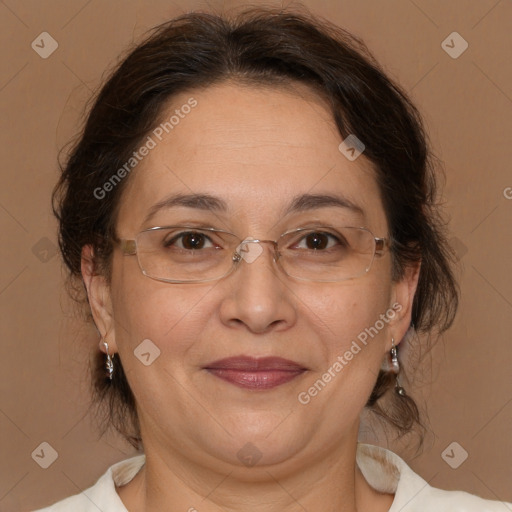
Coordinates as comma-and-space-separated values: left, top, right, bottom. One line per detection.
304, 232, 329, 250
181, 232, 207, 250
295, 231, 343, 251
165, 231, 214, 250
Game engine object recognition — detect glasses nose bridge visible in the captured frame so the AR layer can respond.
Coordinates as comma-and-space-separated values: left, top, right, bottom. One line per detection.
234, 237, 281, 265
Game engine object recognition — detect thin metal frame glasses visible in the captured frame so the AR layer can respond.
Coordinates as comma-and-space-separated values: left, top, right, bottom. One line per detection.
118, 225, 389, 284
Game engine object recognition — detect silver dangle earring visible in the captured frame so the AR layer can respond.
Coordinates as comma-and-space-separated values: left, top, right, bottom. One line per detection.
390, 338, 406, 397
103, 338, 114, 380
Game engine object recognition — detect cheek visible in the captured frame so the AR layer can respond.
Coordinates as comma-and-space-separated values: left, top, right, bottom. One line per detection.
110, 257, 216, 357
298, 278, 392, 401
293, 279, 394, 437
301, 276, 392, 349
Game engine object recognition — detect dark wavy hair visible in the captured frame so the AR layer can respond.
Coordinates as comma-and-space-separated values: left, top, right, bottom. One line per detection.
53, 7, 459, 451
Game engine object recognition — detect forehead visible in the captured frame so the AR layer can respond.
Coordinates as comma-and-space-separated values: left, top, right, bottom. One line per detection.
116, 82, 386, 235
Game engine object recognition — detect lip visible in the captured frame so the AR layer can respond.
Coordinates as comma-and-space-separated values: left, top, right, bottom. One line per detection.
203, 356, 308, 390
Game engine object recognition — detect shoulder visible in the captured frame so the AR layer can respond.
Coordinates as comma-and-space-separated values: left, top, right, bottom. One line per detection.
357, 443, 512, 512
33, 455, 145, 512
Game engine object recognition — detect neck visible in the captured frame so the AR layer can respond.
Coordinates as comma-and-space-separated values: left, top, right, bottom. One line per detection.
117, 429, 393, 512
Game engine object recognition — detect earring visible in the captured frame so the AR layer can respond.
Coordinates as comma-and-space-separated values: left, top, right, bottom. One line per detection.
390, 338, 406, 397
102, 338, 114, 380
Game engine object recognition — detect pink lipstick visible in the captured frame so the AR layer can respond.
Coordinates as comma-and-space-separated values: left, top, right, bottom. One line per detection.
203, 356, 307, 390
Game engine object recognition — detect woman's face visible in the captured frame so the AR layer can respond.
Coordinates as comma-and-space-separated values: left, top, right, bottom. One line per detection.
85, 82, 417, 472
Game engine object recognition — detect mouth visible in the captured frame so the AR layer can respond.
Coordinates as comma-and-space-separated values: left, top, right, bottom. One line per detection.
203, 356, 308, 390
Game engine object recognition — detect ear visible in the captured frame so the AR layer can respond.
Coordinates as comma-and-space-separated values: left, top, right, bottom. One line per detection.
388, 260, 421, 349
81, 244, 118, 354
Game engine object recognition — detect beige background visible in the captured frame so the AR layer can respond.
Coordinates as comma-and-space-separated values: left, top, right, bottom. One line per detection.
1, 0, 511, 510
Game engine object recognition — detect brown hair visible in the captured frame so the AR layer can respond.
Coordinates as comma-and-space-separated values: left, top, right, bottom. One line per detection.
53, 7, 459, 450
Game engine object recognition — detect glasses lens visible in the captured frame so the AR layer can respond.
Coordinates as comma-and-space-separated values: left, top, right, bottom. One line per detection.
278, 227, 376, 282
133, 226, 378, 283
135, 227, 239, 283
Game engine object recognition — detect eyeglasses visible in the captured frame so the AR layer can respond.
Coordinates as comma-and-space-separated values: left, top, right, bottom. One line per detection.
117, 225, 389, 284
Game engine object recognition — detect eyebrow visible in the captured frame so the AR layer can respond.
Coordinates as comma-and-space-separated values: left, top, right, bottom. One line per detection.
143, 192, 365, 225
284, 193, 364, 217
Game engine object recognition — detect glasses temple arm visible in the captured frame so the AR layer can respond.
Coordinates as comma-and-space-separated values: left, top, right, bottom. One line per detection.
120, 239, 137, 255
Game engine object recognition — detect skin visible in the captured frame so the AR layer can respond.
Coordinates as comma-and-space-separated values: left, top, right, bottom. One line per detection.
82, 82, 420, 512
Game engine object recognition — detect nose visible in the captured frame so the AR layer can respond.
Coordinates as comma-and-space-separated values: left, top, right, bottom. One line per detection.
233, 237, 278, 266
218, 238, 297, 334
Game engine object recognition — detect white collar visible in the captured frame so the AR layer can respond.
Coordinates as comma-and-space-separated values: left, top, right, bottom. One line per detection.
107, 443, 417, 510
84, 442, 506, 511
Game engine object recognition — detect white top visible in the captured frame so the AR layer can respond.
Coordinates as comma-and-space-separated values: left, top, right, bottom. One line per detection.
35, 443, 511, 511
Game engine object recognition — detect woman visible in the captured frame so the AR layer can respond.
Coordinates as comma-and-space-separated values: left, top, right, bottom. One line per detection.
35, 7, 511, 512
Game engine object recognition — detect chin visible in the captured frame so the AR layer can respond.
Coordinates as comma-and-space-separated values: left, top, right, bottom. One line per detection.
202, 422, 311, 470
